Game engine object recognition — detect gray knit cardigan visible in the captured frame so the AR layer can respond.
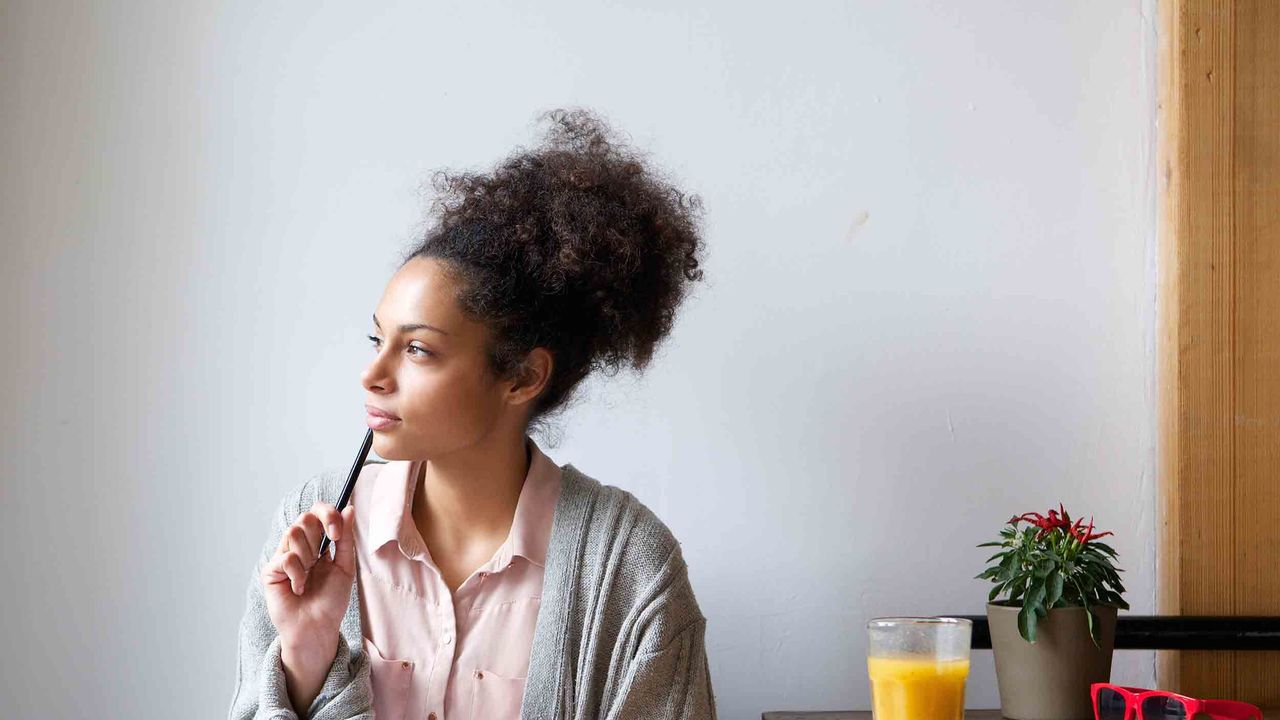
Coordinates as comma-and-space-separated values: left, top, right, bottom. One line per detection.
227, 461, 718, 719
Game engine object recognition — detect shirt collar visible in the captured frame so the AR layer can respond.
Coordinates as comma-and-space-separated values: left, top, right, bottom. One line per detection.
364, 436, 563, 569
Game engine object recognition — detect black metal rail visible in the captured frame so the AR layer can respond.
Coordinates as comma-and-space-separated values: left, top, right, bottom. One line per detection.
950, 615, 1280, 651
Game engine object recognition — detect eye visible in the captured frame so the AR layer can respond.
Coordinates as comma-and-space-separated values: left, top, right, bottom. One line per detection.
367, 334, 434, 358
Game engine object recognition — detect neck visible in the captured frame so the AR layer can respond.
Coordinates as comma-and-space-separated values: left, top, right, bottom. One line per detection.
412, 432, 531, 548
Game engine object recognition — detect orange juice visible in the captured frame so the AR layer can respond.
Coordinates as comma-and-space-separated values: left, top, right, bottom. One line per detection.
867, 656, 970, 720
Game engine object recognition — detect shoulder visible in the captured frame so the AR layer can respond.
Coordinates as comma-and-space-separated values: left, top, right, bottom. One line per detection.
560, 463, 680, 553
558, 463, 708, 646
558, 463, 695, 592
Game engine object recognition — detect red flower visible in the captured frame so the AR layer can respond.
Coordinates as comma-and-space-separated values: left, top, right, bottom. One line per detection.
1010, 505, 1113, 544
1068, 516, 1114, 545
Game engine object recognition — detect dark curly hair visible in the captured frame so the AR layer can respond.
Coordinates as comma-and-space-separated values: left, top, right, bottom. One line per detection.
399, 107, 707, 433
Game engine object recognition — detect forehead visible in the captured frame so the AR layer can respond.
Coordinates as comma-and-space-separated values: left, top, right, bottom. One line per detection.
376, 256, 469, 332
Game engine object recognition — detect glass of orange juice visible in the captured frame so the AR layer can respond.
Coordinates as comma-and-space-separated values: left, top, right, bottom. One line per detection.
867, 617, 972, 720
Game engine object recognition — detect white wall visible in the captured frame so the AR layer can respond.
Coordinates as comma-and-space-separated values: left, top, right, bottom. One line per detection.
0, 0, 1159, 717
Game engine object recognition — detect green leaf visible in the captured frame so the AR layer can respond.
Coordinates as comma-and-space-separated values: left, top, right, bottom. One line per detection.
1070, 576, 1100, 647
977, 541, 1006, 548
989, 583, 1005, 602
1026, 577, 1047, 611
1008, 578, 1027, 602
1086, 607, 1099, 648
1046, 570, 1064, 608
997, 556, 1019, 584
1091, 542, 1119, 558
1018, 603, 1038, 643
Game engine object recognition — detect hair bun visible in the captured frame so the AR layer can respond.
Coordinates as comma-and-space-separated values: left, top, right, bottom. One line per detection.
404, 107, 707, 426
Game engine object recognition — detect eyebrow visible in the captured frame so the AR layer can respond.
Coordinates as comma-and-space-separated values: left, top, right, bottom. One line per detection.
372, 313, 449, 336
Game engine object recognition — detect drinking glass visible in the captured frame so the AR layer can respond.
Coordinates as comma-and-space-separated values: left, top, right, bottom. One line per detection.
866, 617, 973, 720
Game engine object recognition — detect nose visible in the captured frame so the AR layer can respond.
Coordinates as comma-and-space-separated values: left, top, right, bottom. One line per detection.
361, 349, 394, 393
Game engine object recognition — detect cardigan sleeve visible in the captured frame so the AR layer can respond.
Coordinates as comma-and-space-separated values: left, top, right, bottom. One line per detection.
597, 510, 719, 720
226, 479, 374, 720
604, 617, 718, 720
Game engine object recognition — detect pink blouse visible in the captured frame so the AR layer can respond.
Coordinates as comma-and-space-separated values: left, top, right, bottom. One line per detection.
350, 436, 563, 720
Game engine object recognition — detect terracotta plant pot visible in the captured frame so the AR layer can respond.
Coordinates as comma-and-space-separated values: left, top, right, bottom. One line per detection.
987, 602, 1118, 720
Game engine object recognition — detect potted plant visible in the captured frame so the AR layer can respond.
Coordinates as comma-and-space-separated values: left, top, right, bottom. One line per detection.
975, 505, 1130, 720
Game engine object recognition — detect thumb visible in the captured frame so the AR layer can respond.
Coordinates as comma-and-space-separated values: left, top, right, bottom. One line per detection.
333, 505, 357, 576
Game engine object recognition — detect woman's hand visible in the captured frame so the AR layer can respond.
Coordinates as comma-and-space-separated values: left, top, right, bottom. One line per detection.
261, 502, 358, 662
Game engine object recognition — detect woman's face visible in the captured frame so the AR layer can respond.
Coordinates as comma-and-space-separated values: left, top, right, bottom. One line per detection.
361, 256, 514, 460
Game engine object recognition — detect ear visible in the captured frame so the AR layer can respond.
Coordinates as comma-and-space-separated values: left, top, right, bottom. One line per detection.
505, 347, 553, 407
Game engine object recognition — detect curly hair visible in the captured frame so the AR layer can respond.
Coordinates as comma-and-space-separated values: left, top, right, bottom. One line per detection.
399, 107, 707, 432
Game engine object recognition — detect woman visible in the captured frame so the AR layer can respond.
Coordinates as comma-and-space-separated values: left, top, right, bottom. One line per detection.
228, 108, 716, 719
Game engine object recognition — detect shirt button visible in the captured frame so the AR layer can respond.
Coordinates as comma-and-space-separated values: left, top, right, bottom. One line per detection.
401, 661, 410, 669
476, 670, 485, 679
428, 714, 437, 720
443, 634, 453, 645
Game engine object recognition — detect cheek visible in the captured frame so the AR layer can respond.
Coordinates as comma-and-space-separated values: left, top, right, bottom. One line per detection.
376, 362, 508, 458
400, 364, 489, 422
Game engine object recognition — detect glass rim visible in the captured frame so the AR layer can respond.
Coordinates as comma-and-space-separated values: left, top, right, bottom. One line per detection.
866, 616, 974, 629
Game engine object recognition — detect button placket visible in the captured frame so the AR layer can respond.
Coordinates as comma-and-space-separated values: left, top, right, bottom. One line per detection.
427, 593, 459, 720
440, 601, 457, 651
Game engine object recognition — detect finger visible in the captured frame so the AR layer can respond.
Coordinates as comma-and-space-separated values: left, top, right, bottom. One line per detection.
282, 550, 309, 594
261, 552, 289, 586
333, 506, 357, 575
262, 550, 303, 593
316, 501, 344, 543
285, 524, 318, 569
307, 502, 342, 547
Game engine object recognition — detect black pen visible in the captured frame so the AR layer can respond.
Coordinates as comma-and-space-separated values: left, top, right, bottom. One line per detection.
317, 427, 374, 560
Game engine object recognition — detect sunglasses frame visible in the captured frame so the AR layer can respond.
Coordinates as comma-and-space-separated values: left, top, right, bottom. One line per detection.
1091, 683, 1263, 720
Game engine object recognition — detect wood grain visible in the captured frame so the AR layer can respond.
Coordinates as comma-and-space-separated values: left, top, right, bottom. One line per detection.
1230, 0, 1280, 704
1169, 0, 1237, 697
1156, 0, 1184, 690
1158, 0, 1280, 704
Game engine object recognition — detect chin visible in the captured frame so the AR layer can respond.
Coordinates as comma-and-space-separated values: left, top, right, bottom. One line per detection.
370, 432, 410, 461
371, 429, 438, 462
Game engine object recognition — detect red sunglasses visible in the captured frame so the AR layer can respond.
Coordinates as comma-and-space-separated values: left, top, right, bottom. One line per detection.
1092, 683, 1263, 720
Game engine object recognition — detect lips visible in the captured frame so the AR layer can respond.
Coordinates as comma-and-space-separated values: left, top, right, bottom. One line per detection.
366, 414, 399, 431
366, 404, 401, 432
365, 404, 400, 420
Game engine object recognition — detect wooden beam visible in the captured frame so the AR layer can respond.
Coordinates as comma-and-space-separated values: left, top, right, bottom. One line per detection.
1158, 0, 1280, 703
1231, 0, 1280, 703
